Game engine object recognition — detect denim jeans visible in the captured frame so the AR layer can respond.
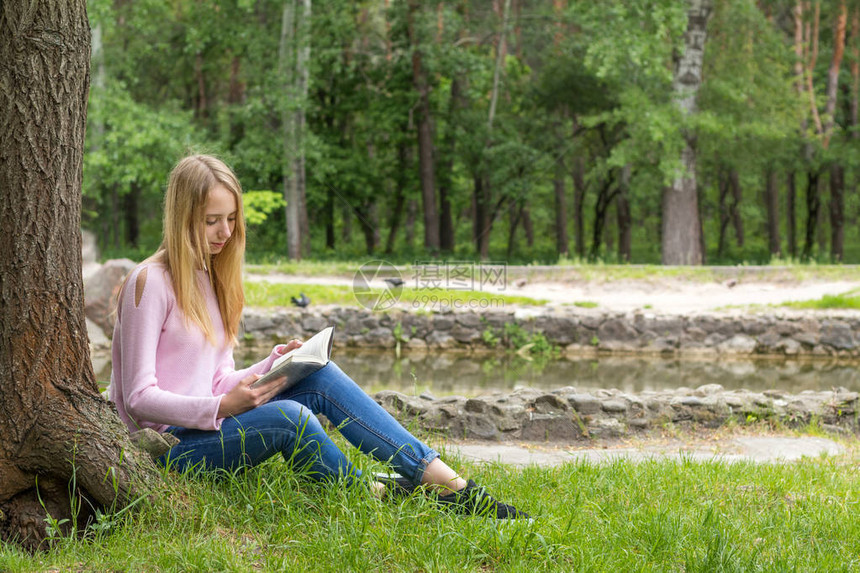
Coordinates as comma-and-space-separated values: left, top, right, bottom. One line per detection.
158, 361, 439, 484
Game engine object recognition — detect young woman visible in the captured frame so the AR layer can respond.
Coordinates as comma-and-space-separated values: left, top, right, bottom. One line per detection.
109, 154, 528, 519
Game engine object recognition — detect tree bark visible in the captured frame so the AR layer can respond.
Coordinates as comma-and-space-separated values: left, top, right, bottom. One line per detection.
438, 77, 464, 253
0, 0, 157, 551
765, 167, 782, 257
787, 171, 797, 258
473, 176, 492, 259
802, 170, 821, 259
124, 184, 141, 248
385, 142, 410, 255
823, 0, 847, 148
572, 153, 586, 259
830, 163, 845, 261
662, 0, 713, 265
407, 1, 440, 253
617, 165, 632, 263
553, 154, 570, 258
729, 169, 744, 248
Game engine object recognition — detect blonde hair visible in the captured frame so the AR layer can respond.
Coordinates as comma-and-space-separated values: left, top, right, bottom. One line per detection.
151, 154, 246, 346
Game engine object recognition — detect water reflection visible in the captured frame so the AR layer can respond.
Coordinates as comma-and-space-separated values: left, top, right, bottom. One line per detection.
90, 346, 860, 396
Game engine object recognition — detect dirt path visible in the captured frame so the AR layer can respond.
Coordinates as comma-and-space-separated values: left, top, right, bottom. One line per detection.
445, 434, 850, 467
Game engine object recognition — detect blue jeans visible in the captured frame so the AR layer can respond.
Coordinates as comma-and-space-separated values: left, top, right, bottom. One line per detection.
158, 362, 439, 484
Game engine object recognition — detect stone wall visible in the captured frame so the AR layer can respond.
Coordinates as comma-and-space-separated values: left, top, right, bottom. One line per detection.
371, 385, 860, 442
242, 305, 860, 359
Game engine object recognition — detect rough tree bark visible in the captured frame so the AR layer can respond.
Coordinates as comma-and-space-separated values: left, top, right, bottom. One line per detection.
661, 0, 713, 265
0, 0, 157, 551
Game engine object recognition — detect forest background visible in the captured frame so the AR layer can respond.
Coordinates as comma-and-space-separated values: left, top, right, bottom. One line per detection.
84, 0, 860, 266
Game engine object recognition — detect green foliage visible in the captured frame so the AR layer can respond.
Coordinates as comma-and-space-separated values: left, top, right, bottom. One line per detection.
81, 0, 860, 265
243, 190, 286, 226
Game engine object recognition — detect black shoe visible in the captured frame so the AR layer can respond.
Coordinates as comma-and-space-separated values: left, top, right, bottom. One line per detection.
436, 480, 531, 520
375, 473, 419, 499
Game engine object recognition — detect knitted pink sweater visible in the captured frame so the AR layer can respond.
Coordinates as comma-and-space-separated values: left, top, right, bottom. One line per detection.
108, 263, 280, 433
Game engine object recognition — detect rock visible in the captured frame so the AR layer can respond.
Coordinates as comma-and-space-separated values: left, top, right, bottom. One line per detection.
519, 414, 584, 441
601, 399, 628, 413
820, 320, 856, 350
532, 394, 569, 414
426, 330, 456, 349
302, 315, 329, 332
717, 335, 758, 354
695, 384, 724, 396
567, 394, 600, 414
83, 258, 137, 337
597, 318, 639, 342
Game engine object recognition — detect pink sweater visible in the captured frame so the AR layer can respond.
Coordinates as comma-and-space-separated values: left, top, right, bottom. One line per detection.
109, 263, 281, 433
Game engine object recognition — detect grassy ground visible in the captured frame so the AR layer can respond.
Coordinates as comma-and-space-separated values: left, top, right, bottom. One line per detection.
246, 261, 860, 284
780, 288, 860, 310
244, 281, 549, 308
2, 432, 857, 572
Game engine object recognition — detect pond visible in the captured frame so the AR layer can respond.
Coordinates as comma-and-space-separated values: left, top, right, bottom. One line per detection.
92, 346, 860, 397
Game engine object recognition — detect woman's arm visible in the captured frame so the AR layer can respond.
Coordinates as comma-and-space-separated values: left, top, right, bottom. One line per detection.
117, 266, 224, 430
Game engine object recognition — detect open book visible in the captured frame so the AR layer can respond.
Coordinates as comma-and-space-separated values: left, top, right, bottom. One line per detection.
251, 326, 335, 390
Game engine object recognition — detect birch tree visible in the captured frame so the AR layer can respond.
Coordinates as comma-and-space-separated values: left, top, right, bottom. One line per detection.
662, 0, 714, 265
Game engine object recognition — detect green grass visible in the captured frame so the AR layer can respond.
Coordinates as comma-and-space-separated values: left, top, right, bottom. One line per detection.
2, 438, 858, 572
780, 289, 860, 310
243, 260, 860, 288
244, 281, 548, 308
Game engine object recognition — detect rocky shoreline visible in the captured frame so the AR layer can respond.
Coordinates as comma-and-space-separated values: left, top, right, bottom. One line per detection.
371, 384, 859, 443
240, 305, 860, 360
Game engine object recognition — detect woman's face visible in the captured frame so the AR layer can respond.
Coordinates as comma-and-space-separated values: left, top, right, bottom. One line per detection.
202, 183, 237, 255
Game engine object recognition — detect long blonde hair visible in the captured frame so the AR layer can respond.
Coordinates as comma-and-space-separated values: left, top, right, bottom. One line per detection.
151, 154, 246, 346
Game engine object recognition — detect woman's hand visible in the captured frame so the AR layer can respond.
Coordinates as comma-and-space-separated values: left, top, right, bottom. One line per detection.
277, 338, 304, 355
217, 372, 285, 419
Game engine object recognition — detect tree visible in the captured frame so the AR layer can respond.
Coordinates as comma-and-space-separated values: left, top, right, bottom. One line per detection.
281, 0, 313, 260
407, 0, 441, 254
662, 0, 714, 265
0, 0, 156, 550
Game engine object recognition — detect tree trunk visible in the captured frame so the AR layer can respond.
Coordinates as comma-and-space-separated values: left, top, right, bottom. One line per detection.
405, 199, 418, 248
0, 0, 156, 551
296, 0, 312, 259
661, 0, 713, 265
617, 165, 632, 263
717, 167, 730, 258
522, 207, 534, 248
506, 201, 522, 260
765, 167, 782, 257
124, 184, 141, 248
438, 77, 463, 253
802, 170, 820, 259
823, 0, 847, 148
590, 173, 618, 261
385, 142, 410, 255
572, 151, 587, 259
830, 163, 845, 261
473, 176, 492, 259
325, 187, 335, 250
729, 169, 744, 248
407, 1, 440, 253
787, 171, 797, 258
280, 1, 300, 259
